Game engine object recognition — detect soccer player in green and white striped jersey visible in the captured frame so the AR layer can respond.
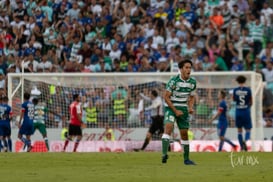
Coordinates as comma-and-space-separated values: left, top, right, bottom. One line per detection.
162, 59, 196, 165
32, 97, 50, 151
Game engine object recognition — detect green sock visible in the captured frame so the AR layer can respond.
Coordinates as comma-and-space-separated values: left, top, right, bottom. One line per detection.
162, 138, 170, 156
45, 138, 49, 151
183, 144, 189, 160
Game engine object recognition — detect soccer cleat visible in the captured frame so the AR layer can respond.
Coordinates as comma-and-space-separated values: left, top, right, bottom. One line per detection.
184, 159, 196, 165
23, 144, 27, 151
242, 141, 247, 151
27, 145, 33, 152
133, 148, 141, 152
162, 155, 169, 164
3, 147, 8, 152
232, 145, 239, 152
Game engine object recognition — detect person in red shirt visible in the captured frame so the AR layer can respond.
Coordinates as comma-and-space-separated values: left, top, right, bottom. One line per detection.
209, 7, 224, 30
0, 30, 13, 50
63, 94, 85, 152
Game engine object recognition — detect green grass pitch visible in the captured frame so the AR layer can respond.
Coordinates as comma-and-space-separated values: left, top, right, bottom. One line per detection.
0, 152, 272, 182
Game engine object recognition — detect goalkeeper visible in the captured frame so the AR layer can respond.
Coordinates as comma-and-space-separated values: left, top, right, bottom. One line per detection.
32, 97, 50, 151
133, 90, 164, 152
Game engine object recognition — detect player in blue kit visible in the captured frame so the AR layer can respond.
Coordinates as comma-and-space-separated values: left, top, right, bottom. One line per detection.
233, 75, 252, 151
210, 90, 237, 152
17, 92, 35, 152
0, 96, 12, 152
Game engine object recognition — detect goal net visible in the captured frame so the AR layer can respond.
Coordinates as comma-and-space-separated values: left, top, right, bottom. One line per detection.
8, 72, 264, 141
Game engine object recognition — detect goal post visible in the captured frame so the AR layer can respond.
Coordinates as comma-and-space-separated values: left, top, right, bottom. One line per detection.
7, 71, 264, 142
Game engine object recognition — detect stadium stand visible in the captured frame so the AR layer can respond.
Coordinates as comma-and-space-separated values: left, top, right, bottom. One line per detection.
1, 0, 273, 128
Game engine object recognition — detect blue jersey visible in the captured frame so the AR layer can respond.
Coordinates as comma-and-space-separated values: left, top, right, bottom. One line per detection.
233, 86, 252, 129
0, 104, 12, 136
217, 100, 228, 136
21, 101, 34, 124
0, 104, 12, 123
19, 101, 34, 135
183, 11, 197, 24
35, 13, 46, 28
218, 100, 228, 124
233, 87, 252, 110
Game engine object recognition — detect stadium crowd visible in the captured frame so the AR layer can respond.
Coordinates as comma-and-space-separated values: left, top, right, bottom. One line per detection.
1, 0, 273, 127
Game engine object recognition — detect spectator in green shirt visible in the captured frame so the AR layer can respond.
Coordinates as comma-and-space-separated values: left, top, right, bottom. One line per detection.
213, 52, 228, 71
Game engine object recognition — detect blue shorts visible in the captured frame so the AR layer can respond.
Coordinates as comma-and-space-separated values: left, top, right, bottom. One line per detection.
235, 110, 252, 129
217, 124, 227, 137
0, 122, 11, 136
19, 122, 34, 136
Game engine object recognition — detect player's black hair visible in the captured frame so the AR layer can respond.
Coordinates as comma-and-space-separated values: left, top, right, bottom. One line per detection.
220, 90, 226, 98
151, 90, 158, 97
73, 94, 79, 101
178, 59, 193, 69
2, 96, 8, 101
24, 92, 31, 100
32, 98, 39, 105
236, 75, 247, 84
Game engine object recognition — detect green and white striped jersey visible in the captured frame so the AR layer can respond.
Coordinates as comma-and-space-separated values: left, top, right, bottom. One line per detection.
240, 35, 253, 50
247, 22, 265, 42
34, 103, 48, 124
165, 74, 196, 108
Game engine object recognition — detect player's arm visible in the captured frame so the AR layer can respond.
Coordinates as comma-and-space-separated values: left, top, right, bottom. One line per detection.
76, 103, 86, 128
164, 90, 181, 116
139, 93, 151, 101
249, 96, 253, 106
9, 110, 13, 123
77, 113, 82, 123
188, 82, 196, 114
188, 95, 195, 114
76, 104, 83, 123
18, 107, 25, 127
232, 89, 236, 101
145, 98, 161, 111
209, 107, 223, 123
249, 89, 253, 106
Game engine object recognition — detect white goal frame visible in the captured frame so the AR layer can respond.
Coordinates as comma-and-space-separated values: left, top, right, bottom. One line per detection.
8, 71, 264, 143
